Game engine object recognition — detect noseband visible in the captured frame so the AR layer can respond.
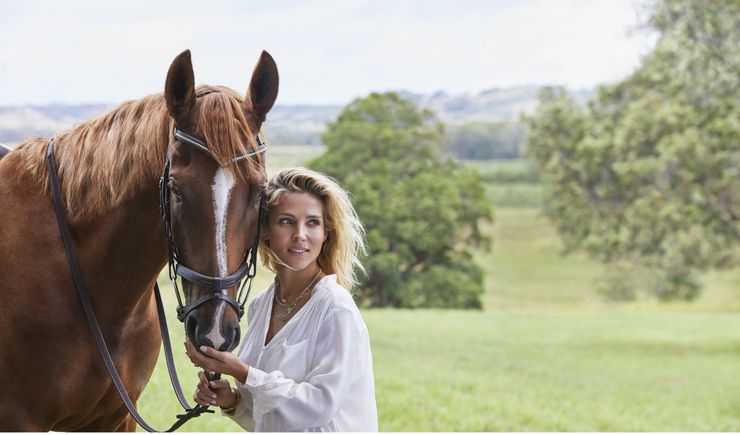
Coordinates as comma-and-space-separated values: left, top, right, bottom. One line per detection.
160, 126, 267, 323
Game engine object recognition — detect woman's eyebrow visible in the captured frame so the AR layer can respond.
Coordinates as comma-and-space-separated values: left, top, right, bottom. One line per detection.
276, 212, 323, 219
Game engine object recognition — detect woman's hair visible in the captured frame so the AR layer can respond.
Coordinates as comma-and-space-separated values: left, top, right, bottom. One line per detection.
259, 167, 366, 290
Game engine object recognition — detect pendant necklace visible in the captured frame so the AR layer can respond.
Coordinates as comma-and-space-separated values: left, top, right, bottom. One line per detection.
274, 269, 322, 320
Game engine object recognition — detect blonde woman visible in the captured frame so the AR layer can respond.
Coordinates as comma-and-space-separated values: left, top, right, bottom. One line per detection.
185, 167, 377, 432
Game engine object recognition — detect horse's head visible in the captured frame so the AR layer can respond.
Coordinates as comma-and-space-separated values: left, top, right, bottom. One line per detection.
162, 50, 278, 352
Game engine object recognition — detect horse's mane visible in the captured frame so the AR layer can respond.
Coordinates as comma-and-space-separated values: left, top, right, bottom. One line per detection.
14, 85, 261, 223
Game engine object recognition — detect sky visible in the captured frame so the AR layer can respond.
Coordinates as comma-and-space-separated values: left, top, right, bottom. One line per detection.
0, 0, 657, 106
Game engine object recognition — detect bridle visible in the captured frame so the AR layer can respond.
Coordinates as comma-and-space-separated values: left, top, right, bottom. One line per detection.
160, 126, 267, 323
46, 95, 269, 431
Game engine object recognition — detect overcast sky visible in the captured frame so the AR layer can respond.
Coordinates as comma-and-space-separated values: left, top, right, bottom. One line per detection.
0, 0, 657, 106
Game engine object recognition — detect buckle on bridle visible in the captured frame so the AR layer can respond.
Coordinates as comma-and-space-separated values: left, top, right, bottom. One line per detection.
176, 305, 186, 323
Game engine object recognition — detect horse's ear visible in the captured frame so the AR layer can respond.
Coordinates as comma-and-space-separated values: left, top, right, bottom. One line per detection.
165, 50, 196, 127
244, 50, 279, 130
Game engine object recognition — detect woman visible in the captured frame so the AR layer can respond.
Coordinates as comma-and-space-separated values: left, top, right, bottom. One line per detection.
185, 167, 378, 431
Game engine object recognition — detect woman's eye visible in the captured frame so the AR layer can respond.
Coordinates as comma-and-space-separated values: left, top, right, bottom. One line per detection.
308, 219, 321, 226
279, 218, 292, 225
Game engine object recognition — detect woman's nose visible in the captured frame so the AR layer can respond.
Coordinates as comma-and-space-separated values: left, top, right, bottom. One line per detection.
292, 225, 307, 240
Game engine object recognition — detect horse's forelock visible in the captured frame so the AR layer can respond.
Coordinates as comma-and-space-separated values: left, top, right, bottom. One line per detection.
194, 87, 263, 183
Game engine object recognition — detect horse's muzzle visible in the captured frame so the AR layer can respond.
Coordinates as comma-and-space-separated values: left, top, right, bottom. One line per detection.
185, 306, 241, 352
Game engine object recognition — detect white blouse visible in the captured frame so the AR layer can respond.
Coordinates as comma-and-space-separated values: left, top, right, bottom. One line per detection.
224, 275, 378, 432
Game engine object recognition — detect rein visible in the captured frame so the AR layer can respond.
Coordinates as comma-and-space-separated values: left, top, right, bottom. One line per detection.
46, 123, 266, 431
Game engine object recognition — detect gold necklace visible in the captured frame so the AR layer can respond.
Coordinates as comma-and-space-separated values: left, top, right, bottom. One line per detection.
274, 269, 322, 319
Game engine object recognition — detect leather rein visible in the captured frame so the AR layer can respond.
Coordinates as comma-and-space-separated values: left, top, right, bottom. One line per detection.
46, 124, 267, 431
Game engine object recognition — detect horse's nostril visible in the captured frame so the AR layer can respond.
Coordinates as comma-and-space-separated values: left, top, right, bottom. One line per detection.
186, 315, 214, 349
219, 323, 241, 352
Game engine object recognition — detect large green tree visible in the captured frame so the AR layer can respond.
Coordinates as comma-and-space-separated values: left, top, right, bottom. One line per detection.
524, 0, 739, 299
309, 92, 492, 308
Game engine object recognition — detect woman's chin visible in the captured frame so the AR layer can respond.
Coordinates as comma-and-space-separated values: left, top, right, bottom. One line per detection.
278, 255, 316, 272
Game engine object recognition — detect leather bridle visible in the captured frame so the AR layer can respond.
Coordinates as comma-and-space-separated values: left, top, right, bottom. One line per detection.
160, 127, 267, 323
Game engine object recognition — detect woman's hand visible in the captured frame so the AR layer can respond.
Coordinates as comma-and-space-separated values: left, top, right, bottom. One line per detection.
192, 370, 237, 408
185, 339, 249, 384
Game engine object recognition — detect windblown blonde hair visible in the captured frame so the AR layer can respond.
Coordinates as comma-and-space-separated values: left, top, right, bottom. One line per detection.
260, 167, 366, 290
15, 85, 261, 223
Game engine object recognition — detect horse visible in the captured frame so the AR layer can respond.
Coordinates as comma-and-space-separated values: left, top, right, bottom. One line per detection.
0, 49, 278, 431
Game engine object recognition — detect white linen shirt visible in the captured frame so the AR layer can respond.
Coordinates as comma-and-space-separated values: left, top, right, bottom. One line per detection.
224, 275, 378, 432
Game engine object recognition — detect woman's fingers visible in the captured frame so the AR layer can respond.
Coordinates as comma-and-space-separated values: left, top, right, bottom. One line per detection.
184, 339, 225, 372
195, 371, 217, 399
188, 347, 215, 370
209, 378, 231, 392
198, 345, 227, 362
194, 388, 217, 406
193, 372, 232, 407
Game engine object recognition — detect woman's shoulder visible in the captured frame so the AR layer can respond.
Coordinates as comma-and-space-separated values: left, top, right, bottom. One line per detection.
313, 275, 357, 309
312, 275, 368, 329
312, 276, 371, 343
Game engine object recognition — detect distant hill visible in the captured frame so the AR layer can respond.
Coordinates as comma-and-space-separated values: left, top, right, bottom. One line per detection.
0, 86, 593, 147
0, 104, 115, 146
401, 86, 593, 123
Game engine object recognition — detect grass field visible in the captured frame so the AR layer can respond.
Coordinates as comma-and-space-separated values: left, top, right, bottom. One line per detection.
136, 153, 740, 431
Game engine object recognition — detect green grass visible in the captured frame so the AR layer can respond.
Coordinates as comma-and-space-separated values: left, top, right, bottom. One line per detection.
369, 310, 740, 431
135, 150, 740, 431
478, 208, 609, 311
462, 159, 541, 184
483, 182, 544, 209
464, 159, 544, 208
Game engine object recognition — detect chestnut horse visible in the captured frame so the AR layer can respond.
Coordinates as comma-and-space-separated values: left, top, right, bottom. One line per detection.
0, 50, 278, 431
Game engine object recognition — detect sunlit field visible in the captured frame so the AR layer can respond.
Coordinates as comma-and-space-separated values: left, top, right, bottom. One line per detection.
136, 152, 740, 431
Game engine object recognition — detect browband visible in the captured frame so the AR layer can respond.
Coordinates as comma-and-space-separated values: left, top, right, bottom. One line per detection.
174, 128, 268, 164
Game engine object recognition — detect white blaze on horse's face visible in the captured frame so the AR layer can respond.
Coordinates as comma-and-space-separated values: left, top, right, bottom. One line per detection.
212, 167, 236, 277
205, 167, 236, 350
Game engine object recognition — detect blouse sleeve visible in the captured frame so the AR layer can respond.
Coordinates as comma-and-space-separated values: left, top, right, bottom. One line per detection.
242, 307, 364, 430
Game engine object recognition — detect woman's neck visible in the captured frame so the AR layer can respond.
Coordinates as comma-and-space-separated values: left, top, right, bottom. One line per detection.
276, 263, 323, 300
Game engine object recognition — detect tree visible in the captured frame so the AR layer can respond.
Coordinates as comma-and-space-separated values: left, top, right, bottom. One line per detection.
309, 92, 492, 308
523, 0, 740, 300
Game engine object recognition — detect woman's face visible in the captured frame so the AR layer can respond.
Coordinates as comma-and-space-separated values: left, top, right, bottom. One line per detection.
264, 192, 328, 272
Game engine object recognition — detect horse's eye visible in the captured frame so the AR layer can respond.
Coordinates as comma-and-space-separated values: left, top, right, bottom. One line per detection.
167, 179, 182, 203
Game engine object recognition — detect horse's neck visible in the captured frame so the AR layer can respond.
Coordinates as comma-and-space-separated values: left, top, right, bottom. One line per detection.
71, 183, 167, 322
52, 95, 170, 224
